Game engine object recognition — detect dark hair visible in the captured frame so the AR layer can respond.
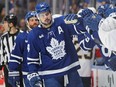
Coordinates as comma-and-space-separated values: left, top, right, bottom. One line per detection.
7, 13, 17, 26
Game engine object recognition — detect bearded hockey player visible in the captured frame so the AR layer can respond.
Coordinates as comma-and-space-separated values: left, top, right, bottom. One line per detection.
8, 11, 39, 87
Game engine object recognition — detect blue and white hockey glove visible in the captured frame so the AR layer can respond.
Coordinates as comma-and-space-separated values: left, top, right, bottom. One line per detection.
27, 72, 42, 87
64, 14, 78, 24
105, 7, 116, 17
8, 71, 21, 87
97, 4, 114, 18
79, 8, 93, 18
8, 76, 21, 87
83, 13, 102, 32
105, 56, 116, 71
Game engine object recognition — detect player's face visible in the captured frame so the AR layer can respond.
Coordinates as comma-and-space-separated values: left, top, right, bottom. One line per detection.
38, 11, 52, 25
28, 17, 39, 29
3, 21, 9, 31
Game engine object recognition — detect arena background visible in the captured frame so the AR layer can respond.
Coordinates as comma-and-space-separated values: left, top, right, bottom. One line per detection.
0, 0, 97, 24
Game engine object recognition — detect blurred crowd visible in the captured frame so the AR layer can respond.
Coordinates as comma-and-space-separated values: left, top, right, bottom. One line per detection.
0, 0, 113, 36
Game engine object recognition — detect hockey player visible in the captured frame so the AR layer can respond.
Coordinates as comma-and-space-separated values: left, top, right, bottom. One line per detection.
82, 6, 116, 51
0, 13, 20, 87
73, 8, 97, 87
8, 11, 39, 87
80, 15, 116, 71
64, 4, 116, 71
98, 15, 116, 51
27, 2, 85, 87
72, 35, 96, 87
77, 8, 116, 71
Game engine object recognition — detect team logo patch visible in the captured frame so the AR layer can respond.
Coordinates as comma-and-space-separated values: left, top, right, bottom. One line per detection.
46, 38, 66, 60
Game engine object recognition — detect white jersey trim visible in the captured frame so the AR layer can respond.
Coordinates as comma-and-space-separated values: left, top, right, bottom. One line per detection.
38, 61, 79, 75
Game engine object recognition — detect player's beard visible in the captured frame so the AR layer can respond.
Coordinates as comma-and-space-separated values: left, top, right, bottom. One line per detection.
30, 23, 38, 29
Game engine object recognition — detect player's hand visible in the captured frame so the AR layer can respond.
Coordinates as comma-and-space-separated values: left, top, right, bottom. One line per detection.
105, 7, 116, 17
83, 13, 102, 31
79, 8, 93, 18
105, 56, 116, 71
8, 76, 21, 87
97, 4, 114, 18
27, 72, 42, 87
64, 14, 78, 24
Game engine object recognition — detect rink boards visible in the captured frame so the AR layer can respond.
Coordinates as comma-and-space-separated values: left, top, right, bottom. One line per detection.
91, 66, 116, 87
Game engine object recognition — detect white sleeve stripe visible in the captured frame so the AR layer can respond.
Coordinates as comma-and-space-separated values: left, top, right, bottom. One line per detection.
9, 71, 19, 74
73, 25, 85, 34
73, 25, 80, 34
38, 61, 80, 75
11, 54, 23, 60
27, 57, 39, 61
9, 71, 20, 76
22, 72, 28, 75
79, 40, 92, 50
9, 60, 20, 64
28, 62, 39, 65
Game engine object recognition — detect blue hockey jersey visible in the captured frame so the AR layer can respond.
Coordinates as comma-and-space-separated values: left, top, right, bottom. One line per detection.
27, 16, 86, 79
78, 30, 116, 63
8, 30, 29, 77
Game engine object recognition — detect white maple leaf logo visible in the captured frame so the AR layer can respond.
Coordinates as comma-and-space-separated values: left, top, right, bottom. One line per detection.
46, 38, 66, 60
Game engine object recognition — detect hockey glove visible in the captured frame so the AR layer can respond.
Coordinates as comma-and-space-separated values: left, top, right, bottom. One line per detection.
97, 4, 114, 18
64, 14, 78, 24
83, 13, 102, 32
8, 76, 21, 87
79, 8, 93, 18
105, 7, 116, 17
105, 56, 116, 71
27, 72, 42, 87
8, 71, 21, 87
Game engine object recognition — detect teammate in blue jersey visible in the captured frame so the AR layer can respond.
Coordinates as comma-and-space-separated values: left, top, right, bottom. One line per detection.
77, 29, 116, 71
8, 11, 39, 87
63, 3, 116, 71
27, 2, 85, 87
74, 8, 116, 71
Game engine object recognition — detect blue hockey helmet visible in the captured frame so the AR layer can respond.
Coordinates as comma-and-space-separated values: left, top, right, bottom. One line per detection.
25, 11, 37, 22
35, 2, 50, 14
